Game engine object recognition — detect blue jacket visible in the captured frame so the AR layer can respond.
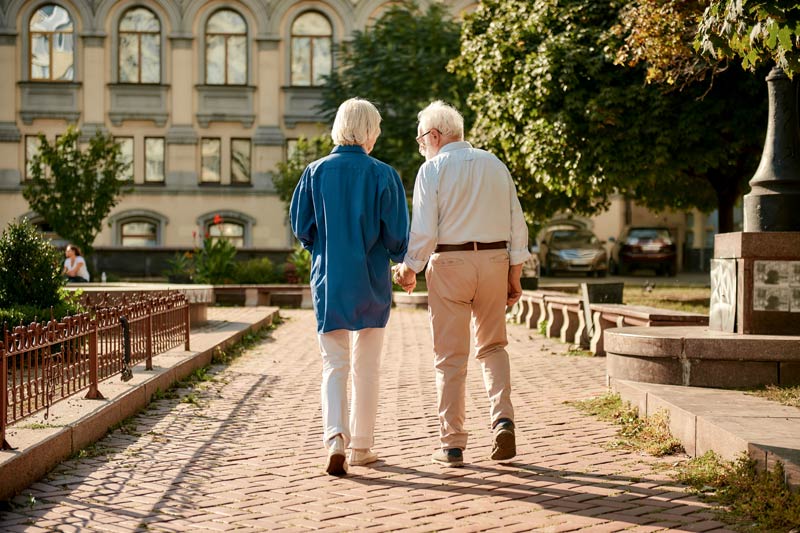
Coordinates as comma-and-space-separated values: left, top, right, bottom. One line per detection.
290, 145, 409, 333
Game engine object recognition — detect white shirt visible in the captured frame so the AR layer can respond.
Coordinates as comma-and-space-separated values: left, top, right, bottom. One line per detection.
65, 256, 90, 281
403, 141, 531, 273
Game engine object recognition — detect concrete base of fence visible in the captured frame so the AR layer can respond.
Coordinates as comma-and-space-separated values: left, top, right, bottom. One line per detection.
0, 306, 279, 502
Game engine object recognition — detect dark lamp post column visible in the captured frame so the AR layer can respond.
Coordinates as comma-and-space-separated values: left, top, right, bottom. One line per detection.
744, 66, 800, 232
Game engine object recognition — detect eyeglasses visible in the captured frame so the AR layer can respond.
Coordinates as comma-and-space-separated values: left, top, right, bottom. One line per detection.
415, 129, 436, 144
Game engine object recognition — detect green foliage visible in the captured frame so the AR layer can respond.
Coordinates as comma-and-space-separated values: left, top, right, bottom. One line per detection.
675, 451, 800, 531
194, 236, 237, 284
319, 1, 472, 185
0, 288, 84, 327
163, 252, 195, 283
697, 1, 800, 76
454, 0, 766, 233
22, 126, 131, 256
287, 245, 311, 284
0, 218, 64, 310
273, 136, 334, 215
233, 257, 281, 284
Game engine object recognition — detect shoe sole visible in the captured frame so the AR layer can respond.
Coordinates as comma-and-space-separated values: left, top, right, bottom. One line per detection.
349, 457, 378, 466
490, 429, 516, 461
431, 457, 464, 467
325, 453, 348, 476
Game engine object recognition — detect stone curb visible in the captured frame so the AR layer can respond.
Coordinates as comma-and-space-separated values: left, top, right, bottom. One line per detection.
610, 378, 800, 489
0, 307, 280, 502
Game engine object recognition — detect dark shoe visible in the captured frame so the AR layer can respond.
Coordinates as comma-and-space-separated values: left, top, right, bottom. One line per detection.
490, 420, 516, 461
431, 448, 464, 467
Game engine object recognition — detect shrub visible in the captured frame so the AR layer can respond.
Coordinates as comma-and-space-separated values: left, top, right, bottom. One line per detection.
233, 258, 280, 284
194, 236, 237, 284
286, 245, 311, 284
0, 219, 64, 309
163, 251, 195, 283
0, 288, 85, 327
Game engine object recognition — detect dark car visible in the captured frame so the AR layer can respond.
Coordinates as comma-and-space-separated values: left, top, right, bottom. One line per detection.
539, 229, 608, 277
610, 227, 677, 276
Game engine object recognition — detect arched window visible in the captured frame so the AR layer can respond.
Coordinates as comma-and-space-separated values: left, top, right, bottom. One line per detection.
29, 4, 74, 81
205, 10, 247, 85
207, 221, 245, 248
121, 220, 158, 246
119, 7, 161, 83
291, 12, 332, 86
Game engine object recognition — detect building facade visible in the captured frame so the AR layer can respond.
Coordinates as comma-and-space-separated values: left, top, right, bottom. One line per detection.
0, 0, 714, 276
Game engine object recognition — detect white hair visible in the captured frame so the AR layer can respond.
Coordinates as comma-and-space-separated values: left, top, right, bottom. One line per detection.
331, 98, 382, 146
417, 100, 464, 140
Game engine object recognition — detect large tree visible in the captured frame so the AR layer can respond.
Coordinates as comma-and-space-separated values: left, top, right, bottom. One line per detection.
319, 1, 472, 186
23, 126, 130, 257
454, 0, 766, 233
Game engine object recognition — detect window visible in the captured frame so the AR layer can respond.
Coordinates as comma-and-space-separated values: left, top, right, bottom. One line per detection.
205, 10, 247, 85
121, 221, 158, 246
231, 139, 251, 184
30, 5, 74, 81
286, 139, 298, 160
116, 137, 134, 181
291, 12, 332, 86
25, 135, 42, 180
201, 138, 221, 182
119, 8, 160, 83
145, 137, 165, 183
208, 221, 245, 248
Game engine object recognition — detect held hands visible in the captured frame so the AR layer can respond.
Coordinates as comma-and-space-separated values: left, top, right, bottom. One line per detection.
392, 263, 417, 294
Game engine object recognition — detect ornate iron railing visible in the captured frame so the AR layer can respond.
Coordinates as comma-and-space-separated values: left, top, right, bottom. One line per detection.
1, 292, 190, 450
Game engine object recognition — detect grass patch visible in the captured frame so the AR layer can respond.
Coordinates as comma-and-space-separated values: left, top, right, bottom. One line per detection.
564, 346, 593, 357
568, 392, 683, 456
17, 422, 60, 430
675, 451, 800, 532
746, 384, 800, 409
623, 285, 710, 314
211, 321, 277, 365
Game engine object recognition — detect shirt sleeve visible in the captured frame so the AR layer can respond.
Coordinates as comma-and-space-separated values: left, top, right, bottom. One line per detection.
290, 167, 316, 252
507, 170, 531, 266
380, 168, 410, 263
402, 163, 439, 273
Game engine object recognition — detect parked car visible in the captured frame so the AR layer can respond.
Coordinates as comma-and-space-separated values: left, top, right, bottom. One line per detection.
610, 227, 677, 276
539, 229, 608, 277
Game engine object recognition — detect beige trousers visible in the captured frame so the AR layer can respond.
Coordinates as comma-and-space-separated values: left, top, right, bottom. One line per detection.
426, 249, 514, 450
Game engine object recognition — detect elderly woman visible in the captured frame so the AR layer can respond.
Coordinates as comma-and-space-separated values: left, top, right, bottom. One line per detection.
290, 98, 409, 476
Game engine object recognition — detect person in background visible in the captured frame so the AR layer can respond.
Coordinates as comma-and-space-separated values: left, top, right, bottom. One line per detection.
394, 101, 530, 467
63, 244, 90, 283
290, 98, 409, 476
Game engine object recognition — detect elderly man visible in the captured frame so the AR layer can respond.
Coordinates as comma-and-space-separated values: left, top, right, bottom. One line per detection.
394, 101, 530, 467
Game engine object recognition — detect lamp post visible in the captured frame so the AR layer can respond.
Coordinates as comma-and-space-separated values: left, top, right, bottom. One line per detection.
743, 66, 800, 232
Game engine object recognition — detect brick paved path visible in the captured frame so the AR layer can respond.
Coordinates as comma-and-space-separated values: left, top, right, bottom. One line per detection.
0, 309, 734, 532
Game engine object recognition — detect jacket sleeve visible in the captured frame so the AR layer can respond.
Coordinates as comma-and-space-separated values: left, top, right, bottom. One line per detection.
290, 167, 316, 252
380, 167, 410, 263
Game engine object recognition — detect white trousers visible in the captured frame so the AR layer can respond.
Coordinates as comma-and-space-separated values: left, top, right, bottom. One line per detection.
318, 327, 385, 450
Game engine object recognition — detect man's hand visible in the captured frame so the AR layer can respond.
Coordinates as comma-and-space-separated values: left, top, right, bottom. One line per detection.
392, 263, 417, 294
507, 264, 523, 306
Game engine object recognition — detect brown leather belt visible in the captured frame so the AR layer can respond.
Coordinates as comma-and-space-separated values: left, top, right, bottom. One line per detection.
435, 241, 507, 253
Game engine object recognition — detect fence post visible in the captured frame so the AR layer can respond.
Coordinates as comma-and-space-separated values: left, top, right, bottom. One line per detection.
183, 300, 190, 351
84, 320, 105, 400
145, 302, 153, 371
1, 341, 12, 450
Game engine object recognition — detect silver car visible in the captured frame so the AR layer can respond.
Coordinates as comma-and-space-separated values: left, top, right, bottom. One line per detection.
539, 229, 608, 277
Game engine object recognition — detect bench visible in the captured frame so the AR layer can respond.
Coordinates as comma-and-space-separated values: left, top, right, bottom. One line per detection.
212, 284, 311, 309
520, 290, 577, 332
589, 303, 709, 356
544, 294, 583, 344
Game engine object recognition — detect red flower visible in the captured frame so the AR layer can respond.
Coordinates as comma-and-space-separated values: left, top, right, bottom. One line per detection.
213, 214, 223, 225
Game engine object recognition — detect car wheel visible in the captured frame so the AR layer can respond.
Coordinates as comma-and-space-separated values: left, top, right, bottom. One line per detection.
666, 263, 676, 277
544, 260, 552, 276
619, 262, 629, 275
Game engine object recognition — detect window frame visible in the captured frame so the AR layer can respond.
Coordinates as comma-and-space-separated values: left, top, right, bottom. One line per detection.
29, 4, 75, 82
206, 220, 245, 248
118, 7, 161, 84
290, 11, 333, 87
24, 135, 43, 181
230, 137, 251, 185
120, 219, 160, 247
115, 136, 134, 182
204, 9, 248, 86
200, 137, 222, 183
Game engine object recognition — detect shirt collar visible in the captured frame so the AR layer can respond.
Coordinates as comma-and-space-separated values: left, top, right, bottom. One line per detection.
332, 144, 367, 154
438, 141, 472, 155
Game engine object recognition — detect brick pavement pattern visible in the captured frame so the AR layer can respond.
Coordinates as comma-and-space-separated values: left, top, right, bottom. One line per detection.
0, 308, 734, 532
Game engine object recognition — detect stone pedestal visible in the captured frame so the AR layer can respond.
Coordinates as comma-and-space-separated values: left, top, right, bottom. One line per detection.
711, 232, 800, 335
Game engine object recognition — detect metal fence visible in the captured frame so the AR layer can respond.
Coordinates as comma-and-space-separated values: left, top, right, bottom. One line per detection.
1, 292, 190, 450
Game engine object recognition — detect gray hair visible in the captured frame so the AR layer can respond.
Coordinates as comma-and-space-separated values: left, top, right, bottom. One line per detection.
331, 98, 382, 146
417, 100, 464, 140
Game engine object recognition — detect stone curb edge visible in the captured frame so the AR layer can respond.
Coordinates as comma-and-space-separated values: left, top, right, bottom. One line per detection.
0, 308, 280, 502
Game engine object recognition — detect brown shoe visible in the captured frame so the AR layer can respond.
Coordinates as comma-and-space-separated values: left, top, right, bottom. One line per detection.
490, 420, 516, 461
431, 448, 464, 467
